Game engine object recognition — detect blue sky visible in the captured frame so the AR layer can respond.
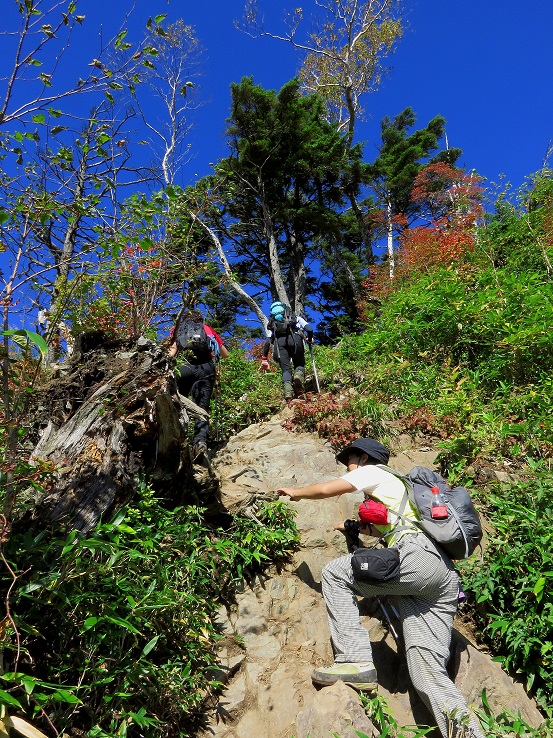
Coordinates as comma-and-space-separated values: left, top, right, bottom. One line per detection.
9, 0, 549, 191
2, 0, 553, 333
114, 0, 553, 192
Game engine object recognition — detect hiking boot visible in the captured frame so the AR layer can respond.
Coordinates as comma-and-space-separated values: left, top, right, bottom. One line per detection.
311, 662, 377, 691
293, 367, 305, 395
193, 441, 208, 460
282, 381, 294, 401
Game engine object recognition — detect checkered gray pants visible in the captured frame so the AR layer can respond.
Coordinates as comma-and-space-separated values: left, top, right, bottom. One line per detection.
321, 533, 484, 738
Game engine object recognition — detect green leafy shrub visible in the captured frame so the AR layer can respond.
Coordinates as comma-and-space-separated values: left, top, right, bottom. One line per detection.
359, 690, 552, 738
461, 470, 553, 710
0, 483, 298, 736
217, 347, 282, 436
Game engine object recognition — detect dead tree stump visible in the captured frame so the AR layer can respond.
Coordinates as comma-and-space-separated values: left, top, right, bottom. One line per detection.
27, 334, 206, 533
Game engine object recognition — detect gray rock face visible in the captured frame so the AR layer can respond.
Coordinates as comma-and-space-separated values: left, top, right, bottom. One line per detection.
202, 416, 544, 738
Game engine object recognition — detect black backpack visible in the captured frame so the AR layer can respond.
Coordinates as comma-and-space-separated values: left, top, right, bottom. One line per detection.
270, 306, 297, 338
175, 316, 210, 356
377, 465, 483, 559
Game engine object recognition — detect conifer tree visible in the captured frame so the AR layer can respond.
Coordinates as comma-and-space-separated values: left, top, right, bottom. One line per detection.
194, 78, 353, 319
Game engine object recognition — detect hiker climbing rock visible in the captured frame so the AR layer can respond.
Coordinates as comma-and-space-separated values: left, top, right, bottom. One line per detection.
260, 301, 314, 401
277, 437, 486, 738
168, 310, 229, 459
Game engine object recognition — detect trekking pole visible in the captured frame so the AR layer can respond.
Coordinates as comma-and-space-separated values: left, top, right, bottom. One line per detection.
377, 597, 403, 650
308, 343, 320, 393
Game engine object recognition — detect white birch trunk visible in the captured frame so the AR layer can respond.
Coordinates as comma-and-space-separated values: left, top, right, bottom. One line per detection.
190, 212, 268, 332
387, 196, 395, 280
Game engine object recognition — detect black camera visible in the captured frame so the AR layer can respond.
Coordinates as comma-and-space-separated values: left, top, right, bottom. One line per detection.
344, 518, 360, 535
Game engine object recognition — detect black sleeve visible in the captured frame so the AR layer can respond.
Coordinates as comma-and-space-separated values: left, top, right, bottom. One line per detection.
262, 337, 271, 358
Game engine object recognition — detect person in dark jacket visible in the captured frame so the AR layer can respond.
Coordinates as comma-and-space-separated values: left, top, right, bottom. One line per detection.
168, 311, 229, 459
260, 301, 313, 401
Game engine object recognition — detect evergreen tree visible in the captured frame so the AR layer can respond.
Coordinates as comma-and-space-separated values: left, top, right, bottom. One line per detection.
196, 77, 354, 318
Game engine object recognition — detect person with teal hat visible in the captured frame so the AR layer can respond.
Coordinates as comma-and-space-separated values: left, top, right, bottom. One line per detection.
260, 301, 314, 401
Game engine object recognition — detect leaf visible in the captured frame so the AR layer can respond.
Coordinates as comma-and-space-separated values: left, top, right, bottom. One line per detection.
111, 510, 126, 526
534, 576, 546, 602
141, 635, 159, 656
82, 617, 100, 631
0, 689, 22, 708
0, 330, 48, 356
105, 616, 141, 634
154, 14, 167, 23
50, 689, 80, 704
4, 716, 48, 738
114, 30, 128, 48
31, 114, 45, 124
115, 524, 137, 534
19, 676, 37, 696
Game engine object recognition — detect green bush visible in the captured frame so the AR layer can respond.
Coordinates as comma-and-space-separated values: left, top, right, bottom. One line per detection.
461, 470, 553, 710
0, 483, 299, 736
217, 347, 282, 436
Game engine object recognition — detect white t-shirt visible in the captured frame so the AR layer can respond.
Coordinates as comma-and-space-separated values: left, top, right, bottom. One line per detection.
341, 465, 419, 541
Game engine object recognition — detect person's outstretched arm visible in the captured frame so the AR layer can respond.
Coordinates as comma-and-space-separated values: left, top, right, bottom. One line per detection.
278, 477, 355, 501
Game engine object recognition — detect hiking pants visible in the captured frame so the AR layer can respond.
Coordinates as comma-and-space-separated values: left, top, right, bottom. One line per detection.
321, 534, 484, 738
275, 333, 305, 383
175, 360, 215, 444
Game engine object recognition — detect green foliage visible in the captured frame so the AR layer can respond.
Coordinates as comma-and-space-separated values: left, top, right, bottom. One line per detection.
365, 265, 553, 387
461, 471, 553, 709
369, 106, 461, 218
197, 76, 360, 313
0, 482, 298, 736
0, 330, 47, 357
474, 689, 553, 737
357, 690, 550, 737
360, 693, 433, 737
216, 347, 283, 436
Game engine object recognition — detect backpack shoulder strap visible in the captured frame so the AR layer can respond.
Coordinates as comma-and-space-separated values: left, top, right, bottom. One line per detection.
373, 464, 423, 538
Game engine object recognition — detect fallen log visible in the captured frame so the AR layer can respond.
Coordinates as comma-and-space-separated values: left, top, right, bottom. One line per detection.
27, 334, 203, 533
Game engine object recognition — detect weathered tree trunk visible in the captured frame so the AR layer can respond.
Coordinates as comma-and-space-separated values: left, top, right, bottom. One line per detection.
27, 333, 204, 533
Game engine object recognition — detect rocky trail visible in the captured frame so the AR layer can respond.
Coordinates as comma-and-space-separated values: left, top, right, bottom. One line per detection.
198, 415, 543, 738
24, 339, 545, 737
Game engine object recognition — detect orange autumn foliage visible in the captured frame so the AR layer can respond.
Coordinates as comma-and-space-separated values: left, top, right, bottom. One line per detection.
357, 164, 484, 318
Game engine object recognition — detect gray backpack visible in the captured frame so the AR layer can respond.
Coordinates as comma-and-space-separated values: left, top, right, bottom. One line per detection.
378, 465, 483, 559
